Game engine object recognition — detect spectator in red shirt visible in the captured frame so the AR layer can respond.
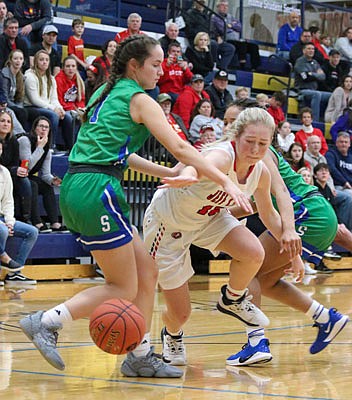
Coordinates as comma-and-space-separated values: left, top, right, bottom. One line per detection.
67, 19, 87, 72
309, 26, 328, 60
295, 107, 328, 155
157, 42, 193, 103
94, 39, 117, 77
172, 74, 210, 128
115, 13, 144, 43
266, 91, 286, 126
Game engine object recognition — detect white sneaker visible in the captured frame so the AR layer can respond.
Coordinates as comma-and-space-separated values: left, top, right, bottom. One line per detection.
0, 280, 4, 287
304, 263, 317, 275
161, 327, 187, 365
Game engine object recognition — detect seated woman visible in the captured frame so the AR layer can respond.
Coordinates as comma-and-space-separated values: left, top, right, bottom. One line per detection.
84, 63, 106, 105
17, 116, 69, 233
285, 142, 311, 172
0, 137, 38, 286
189, 98, 224, 143
24, 50, 73, 151
55, 56, 86, 149
1, 49, 29, 129
185, 32, 214, 83
325, 75, 352, 123
94, 39, 117, 77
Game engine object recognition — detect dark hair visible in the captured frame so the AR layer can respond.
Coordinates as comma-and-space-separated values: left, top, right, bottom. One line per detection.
286, 142, 306, 170
227, 98, 259, 111
85, 62, 106, 104
167, 42, 181, 52
30, 116, 52, 148
299, 106, 313, 119
83, 35, 159, 122
190, 98, 215, 122
72, 18, 84, 28
309, 26, 320, 35
272, 91, 286, 105
101, 39, 116, 55
302, 42, 315, 49
313, 162, 329, 174
4, 17, 18, 29
277, 120, 289, 129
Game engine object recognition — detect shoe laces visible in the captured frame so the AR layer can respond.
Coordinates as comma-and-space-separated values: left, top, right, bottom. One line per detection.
166, 335, 184, 355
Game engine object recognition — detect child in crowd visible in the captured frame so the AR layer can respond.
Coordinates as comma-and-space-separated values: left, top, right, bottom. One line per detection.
256, 93, 269, 108
295, 107, 328, 154
193, 124, 216, 150
276, 120, 295, 153
285, 142, 311, 172
67, 19, 87, 76
266, 91, 286, 126
235, 86, 249, 100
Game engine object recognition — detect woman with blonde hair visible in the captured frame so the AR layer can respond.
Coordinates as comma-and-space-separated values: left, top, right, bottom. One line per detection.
24, 50, 72, 150
185, 31, 214, 81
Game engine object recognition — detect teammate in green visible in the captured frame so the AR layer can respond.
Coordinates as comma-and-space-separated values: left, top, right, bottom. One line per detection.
19, 35, 254, 376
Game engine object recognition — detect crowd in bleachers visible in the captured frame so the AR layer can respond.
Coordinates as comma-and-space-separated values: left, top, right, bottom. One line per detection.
1, 0, 352, 286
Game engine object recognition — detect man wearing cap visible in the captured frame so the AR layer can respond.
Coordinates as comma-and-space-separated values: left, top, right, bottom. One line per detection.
205, 70, 233, 119
320, 49, 350, 93
193, 124, 216, 150
30, 24, 61, 75
173, 74, 210, 128
0, 17, 29, 70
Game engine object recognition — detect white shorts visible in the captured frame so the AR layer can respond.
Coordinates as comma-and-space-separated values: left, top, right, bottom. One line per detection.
143, 207, 241, 290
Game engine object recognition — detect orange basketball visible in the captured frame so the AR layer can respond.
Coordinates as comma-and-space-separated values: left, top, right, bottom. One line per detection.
89, 298, 146, 355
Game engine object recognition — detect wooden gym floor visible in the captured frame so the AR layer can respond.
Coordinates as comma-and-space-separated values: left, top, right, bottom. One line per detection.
1, 265, 352, 400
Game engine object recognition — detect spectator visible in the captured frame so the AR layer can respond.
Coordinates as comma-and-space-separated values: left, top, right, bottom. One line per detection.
24, 49, 72, 150
235, 86, 249, 100
285, 142, 311, 172
334, 27, 352, 68
211, 0, 260, 71
193, 123, 216, 150
320, 35, 333, 56
304, 135, 329, 170
94, 39, 117, 77
172, 74, 210, 128
0, 1, 12, 35
277, 11, 303, 59
266, 91, 286, 126
256, 93, 269, 108
0, 17, 29, 71
84, 62, 106, 105
30, 24, 60, 76
309, 26, 328, 60
158, 21, 181, 58
297, 166, 313, 185
294, 42, 331, 121
249, 13, 273, 43
276, 120, 295, 153
189, 98, 223, 143
289, 29, 324, 66
330, 101, 352, 142
1, 49, 28, 129
158, 42, 193, 103
326, 131, 352, 194
17, 116, 69, 233
14, 0, 52, 48
115, 13, 144, 43
184, 0, 236, 72
0, 136, 38, 286
156, 92, 189, 141
325, 75, 352, 124
185, 32, 214, 81
55, 56, 85, 149
295, 107, 328, 154
205, 69, 233, 119
320, 50, 349, 94
67, 18, 87, 73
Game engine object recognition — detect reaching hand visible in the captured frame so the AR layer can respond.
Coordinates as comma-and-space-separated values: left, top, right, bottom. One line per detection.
279, 229, 302, 260
223, 179, 253, 214
157, 176, 199, 189
284, 256, 305, 283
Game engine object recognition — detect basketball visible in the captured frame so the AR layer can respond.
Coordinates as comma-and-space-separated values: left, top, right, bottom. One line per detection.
89, 298, 146, 355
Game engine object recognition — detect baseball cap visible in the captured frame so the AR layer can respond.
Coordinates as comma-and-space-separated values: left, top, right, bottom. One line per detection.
157, 93, 172, 103
215, 70, 228, 80
43, 25, 58, 35
200, 124, 214, 133
191, 74, 204, 82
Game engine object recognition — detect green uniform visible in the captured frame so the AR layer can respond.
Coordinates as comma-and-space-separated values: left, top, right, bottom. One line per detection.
271, 146, 338, 264
60, 78, 150, 251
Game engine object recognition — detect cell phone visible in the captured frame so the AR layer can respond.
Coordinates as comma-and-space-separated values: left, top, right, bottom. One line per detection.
177, 56, 183, 61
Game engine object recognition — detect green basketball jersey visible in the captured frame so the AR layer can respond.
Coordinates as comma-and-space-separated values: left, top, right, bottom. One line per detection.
69, 78, 150, 170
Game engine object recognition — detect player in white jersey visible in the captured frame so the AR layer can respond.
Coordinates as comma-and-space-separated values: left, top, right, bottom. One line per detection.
143, 107, 301, 366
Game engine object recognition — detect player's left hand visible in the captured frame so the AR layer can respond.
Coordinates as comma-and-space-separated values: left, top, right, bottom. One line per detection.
157, 176, 199, 189
284, 256, 305, 283
279, 229, 302, 260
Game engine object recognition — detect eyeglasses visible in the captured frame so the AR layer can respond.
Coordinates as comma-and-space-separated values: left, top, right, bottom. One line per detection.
37, 124, 50, 130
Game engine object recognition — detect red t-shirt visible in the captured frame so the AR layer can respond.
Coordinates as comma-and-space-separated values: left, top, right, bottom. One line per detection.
267, 106, 285, 126
115, 29, 145, 43
68, 36, 85, 62
295, 127, 329, 155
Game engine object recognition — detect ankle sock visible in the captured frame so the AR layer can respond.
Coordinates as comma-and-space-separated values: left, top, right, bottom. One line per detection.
131, 332, 151, 357
41, 303, 73, 326
306, 300, 329, 323
225, 284, 246, 301
247, 327, 265, 346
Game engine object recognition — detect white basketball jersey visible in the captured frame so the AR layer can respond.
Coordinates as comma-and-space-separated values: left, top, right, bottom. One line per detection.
149, 141, 263, 231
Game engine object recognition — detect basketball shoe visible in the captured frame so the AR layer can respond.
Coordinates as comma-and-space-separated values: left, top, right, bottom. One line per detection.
226, 339, 272, 366
19, 310, 65, 370
217, 285, 270, 327
161, 327, 187, 365
310, 308, 349, 354
120, 346, 183, 378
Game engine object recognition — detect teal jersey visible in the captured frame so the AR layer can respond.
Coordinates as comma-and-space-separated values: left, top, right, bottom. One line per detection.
69, 78, 150, 170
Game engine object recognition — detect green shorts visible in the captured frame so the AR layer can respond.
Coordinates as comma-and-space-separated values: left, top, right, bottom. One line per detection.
60, 172, 133, 251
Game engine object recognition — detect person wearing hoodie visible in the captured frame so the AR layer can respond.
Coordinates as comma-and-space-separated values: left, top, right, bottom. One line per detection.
172, 74, 210, 129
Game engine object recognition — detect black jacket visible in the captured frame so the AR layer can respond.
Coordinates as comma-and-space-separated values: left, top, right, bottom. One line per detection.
205, 84, 233, 119
0, 34, 29, 71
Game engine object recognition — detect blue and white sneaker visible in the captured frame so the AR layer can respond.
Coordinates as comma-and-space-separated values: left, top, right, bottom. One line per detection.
310, 308, 349, 354
226, 339, 272, 366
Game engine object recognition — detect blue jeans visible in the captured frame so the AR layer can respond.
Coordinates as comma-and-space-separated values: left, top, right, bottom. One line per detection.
0, 219, 38, 267
210, 40, 236, 71
334, 188, 352, 231
298, 89, 331, 121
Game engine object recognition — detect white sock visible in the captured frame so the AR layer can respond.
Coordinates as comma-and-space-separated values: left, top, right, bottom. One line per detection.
247, 327, 265, 346
226, 284, 246, 301
131, 332, 151, 357
41, 303, 73, 327
165, 327, 183, 337
306, 300, 329, 323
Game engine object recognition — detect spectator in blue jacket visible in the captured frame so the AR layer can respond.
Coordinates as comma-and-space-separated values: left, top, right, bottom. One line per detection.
326, 131, 352, 194
277, 11, 303, 59
330, 101, 352, 142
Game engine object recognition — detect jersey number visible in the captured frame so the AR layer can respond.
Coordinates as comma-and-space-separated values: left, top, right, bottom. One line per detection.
101, 215, 111, 232
197, 205, 221, 216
